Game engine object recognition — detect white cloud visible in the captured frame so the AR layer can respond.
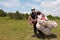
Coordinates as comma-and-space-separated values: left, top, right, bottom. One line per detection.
8, 0, 19, 2
0, 0, 21, 8
25, 1, 60, 17
0, 0, 60, 17
21, 6, 26, 9
39, 0, 60, 17
34, 0, 41, 2
26, 3, 40, 10
41, 1, 55, 8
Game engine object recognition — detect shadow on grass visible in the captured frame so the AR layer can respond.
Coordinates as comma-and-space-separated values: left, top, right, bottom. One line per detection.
36, 33, 57, 40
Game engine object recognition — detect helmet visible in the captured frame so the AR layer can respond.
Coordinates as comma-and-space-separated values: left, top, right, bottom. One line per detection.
31, 8, 35, 11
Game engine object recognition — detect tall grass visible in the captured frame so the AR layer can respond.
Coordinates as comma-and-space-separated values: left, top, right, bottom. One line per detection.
0, 17, 60, 40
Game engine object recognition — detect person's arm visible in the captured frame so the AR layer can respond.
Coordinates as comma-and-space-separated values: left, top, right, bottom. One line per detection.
45, 16, 48, 21
38, 15, 42, 19
28, 16, 32, 24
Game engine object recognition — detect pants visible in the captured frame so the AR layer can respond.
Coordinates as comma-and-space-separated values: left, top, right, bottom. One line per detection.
32, 21, 44, 35
32, 21, 37, 35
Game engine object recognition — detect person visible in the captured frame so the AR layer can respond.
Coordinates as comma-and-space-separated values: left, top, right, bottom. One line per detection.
28, 8, 37, 37
28, 8, 43, 37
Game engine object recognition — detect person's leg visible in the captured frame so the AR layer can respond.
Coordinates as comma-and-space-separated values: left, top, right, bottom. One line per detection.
32, 21, 37, 37
38, 30, 46, 39
38, 30, 43, 35
33, 23, 37, 35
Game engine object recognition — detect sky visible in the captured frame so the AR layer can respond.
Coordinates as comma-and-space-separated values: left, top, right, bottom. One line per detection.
0, 0, 60, 17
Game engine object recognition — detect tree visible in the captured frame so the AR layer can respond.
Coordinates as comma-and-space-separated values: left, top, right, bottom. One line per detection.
7, 12, 14, 19
13, 11, 23, 19
0, 9, 6, 17
24, 13, 29, 19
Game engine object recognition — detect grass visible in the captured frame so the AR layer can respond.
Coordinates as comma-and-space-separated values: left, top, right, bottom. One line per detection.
0, 17, 60, 40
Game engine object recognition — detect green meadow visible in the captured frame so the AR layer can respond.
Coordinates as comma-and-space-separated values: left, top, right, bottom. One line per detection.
0, 17, 60, 40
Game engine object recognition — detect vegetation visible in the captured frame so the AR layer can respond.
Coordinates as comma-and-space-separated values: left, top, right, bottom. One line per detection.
0, 9, 29, 20
0, 9, 60, 20
47, 15, 60, 20
0, 9, 6, 17
0, 9, 60, 40
0, 17, 60, 40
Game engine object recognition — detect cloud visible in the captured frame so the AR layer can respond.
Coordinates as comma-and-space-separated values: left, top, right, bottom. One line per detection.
0, 0, 60, 17
38, 0, 60, 17
40, 0, 60, 8
33, 0, 60, 8
41, 2, 55, 8
0, 0, 21, 8
26, 3, 42, 11
34, 0, 42, 2
25, 0, 60, 17
21, 6, 26, 9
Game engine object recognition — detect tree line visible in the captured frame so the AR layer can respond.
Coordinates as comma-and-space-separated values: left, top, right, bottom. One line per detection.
0, 9, 29, 20
0, 9, 60, 20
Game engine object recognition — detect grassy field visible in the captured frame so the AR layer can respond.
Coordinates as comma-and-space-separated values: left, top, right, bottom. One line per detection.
0, 17, 60, 40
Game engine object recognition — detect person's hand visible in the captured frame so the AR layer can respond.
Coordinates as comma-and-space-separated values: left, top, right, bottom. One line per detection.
29, 21, 32, 25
